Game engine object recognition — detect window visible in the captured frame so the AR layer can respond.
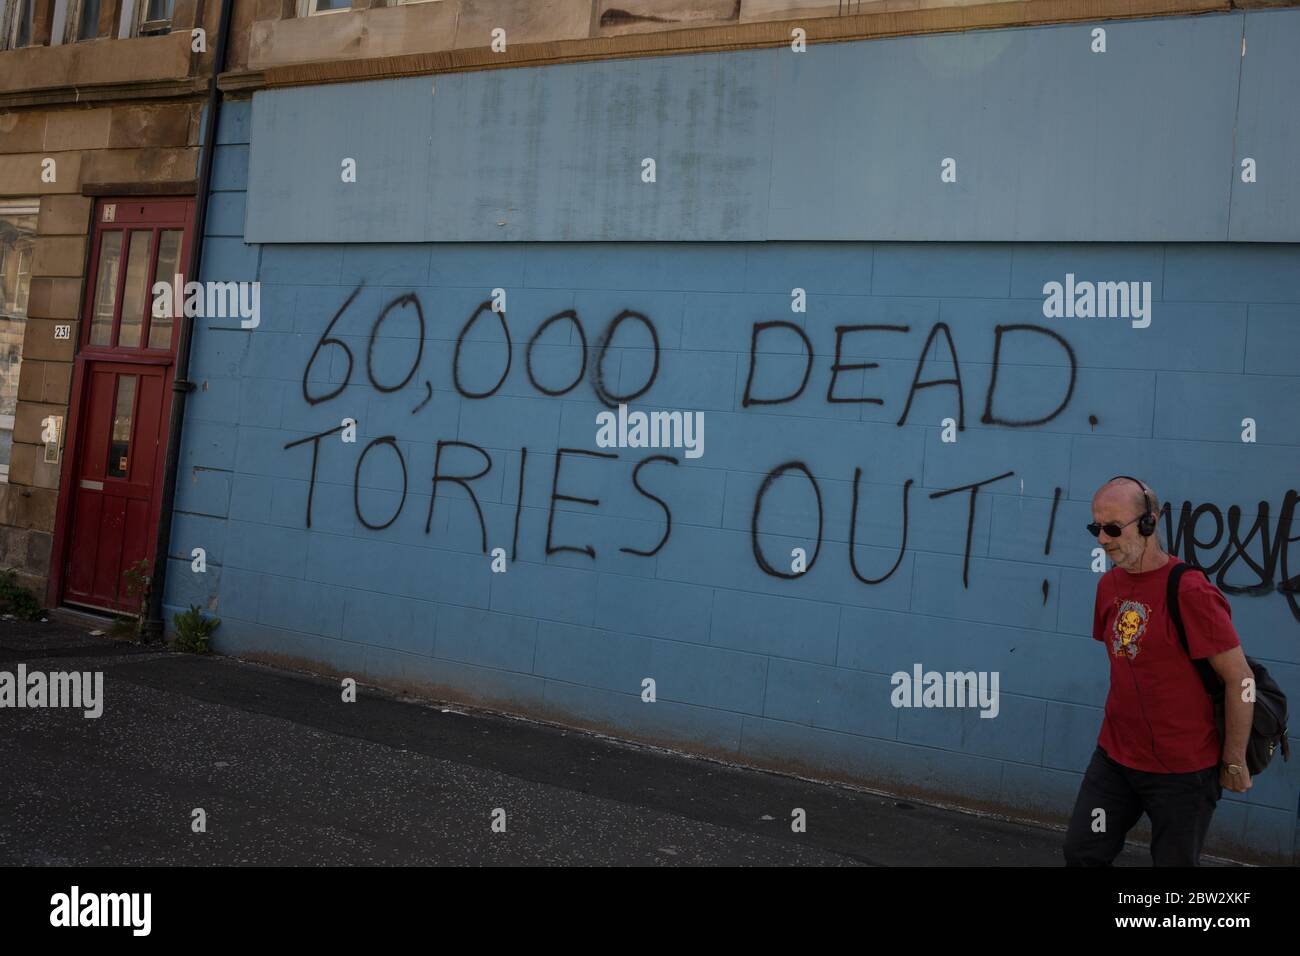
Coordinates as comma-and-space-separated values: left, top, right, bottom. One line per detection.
147, 229, 182, 349
135, 0, 172, 35
107, 375, 136, 478
73, 0, 101, 40
87, 230, 121, 347
85, 224, 184, 352
2, 0, 35, 50
0, 201, 38, 484
296, 0, 352, 15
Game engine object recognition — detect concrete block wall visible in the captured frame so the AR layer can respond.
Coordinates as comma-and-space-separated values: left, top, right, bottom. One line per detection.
166, 97, 1300, 863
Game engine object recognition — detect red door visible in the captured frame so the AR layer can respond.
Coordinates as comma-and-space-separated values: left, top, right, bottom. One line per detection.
52, 198, 194, 613
63, 364, 167, 609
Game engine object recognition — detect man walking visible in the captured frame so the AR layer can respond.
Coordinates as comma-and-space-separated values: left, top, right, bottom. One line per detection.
1063, 476, 1255, 866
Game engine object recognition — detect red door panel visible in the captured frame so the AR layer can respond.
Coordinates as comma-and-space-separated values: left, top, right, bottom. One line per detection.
64, 365, 164, 611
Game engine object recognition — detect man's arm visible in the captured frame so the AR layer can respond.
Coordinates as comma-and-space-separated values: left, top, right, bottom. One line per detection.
1208, 646, 1255, 793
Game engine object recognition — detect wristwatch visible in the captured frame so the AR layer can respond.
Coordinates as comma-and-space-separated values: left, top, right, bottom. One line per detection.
1223, 762, 1244, 776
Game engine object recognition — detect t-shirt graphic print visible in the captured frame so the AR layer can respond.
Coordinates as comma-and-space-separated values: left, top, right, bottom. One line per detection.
1111, 599, 1151, 660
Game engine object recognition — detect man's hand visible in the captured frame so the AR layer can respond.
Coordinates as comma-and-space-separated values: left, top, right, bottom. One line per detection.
1220, 761, 1252, 793
1208, 646, 1255, 794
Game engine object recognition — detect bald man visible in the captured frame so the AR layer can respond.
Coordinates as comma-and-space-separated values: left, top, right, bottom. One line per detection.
1063, 476, 1255, 866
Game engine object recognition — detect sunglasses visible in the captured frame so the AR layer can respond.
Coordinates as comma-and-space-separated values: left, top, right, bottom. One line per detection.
1087, 514, 1142, 538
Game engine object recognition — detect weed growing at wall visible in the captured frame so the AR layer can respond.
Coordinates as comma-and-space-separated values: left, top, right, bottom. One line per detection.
171, 605, 220, 654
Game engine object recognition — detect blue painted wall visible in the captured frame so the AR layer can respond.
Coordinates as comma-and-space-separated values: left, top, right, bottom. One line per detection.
173, 36, 1300, 862
246, 10, 1300, 243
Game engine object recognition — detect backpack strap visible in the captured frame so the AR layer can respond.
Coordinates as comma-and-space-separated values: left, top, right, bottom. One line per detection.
1166, 561, 1222, 696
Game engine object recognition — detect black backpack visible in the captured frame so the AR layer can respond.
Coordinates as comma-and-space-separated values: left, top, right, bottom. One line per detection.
1166, 562, 1290, 776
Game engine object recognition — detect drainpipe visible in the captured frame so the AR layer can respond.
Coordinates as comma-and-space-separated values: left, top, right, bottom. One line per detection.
144, 0, 235, 641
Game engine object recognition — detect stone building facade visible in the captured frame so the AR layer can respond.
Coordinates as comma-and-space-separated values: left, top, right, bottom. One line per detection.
0, 0, 219, 604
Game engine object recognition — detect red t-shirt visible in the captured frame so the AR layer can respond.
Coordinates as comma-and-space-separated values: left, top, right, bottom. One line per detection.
1091, 556, 1240, 773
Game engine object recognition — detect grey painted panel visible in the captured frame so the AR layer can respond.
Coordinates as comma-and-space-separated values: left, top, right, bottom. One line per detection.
1229, 10, 1300, 241
247, 12, 1285, 244
479, 51, 773, 242
778, 17, 1240, 242
248, 77, 437, 243
249, 53, 774, 243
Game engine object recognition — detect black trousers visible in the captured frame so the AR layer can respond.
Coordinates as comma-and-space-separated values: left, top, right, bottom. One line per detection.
1063, 746, 1222, 866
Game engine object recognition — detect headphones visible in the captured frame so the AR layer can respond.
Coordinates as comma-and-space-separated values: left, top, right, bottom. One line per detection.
1110, 474, 1157, 537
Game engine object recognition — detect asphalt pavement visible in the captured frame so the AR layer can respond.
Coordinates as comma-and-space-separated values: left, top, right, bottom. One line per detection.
0, 615, 1166, 866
